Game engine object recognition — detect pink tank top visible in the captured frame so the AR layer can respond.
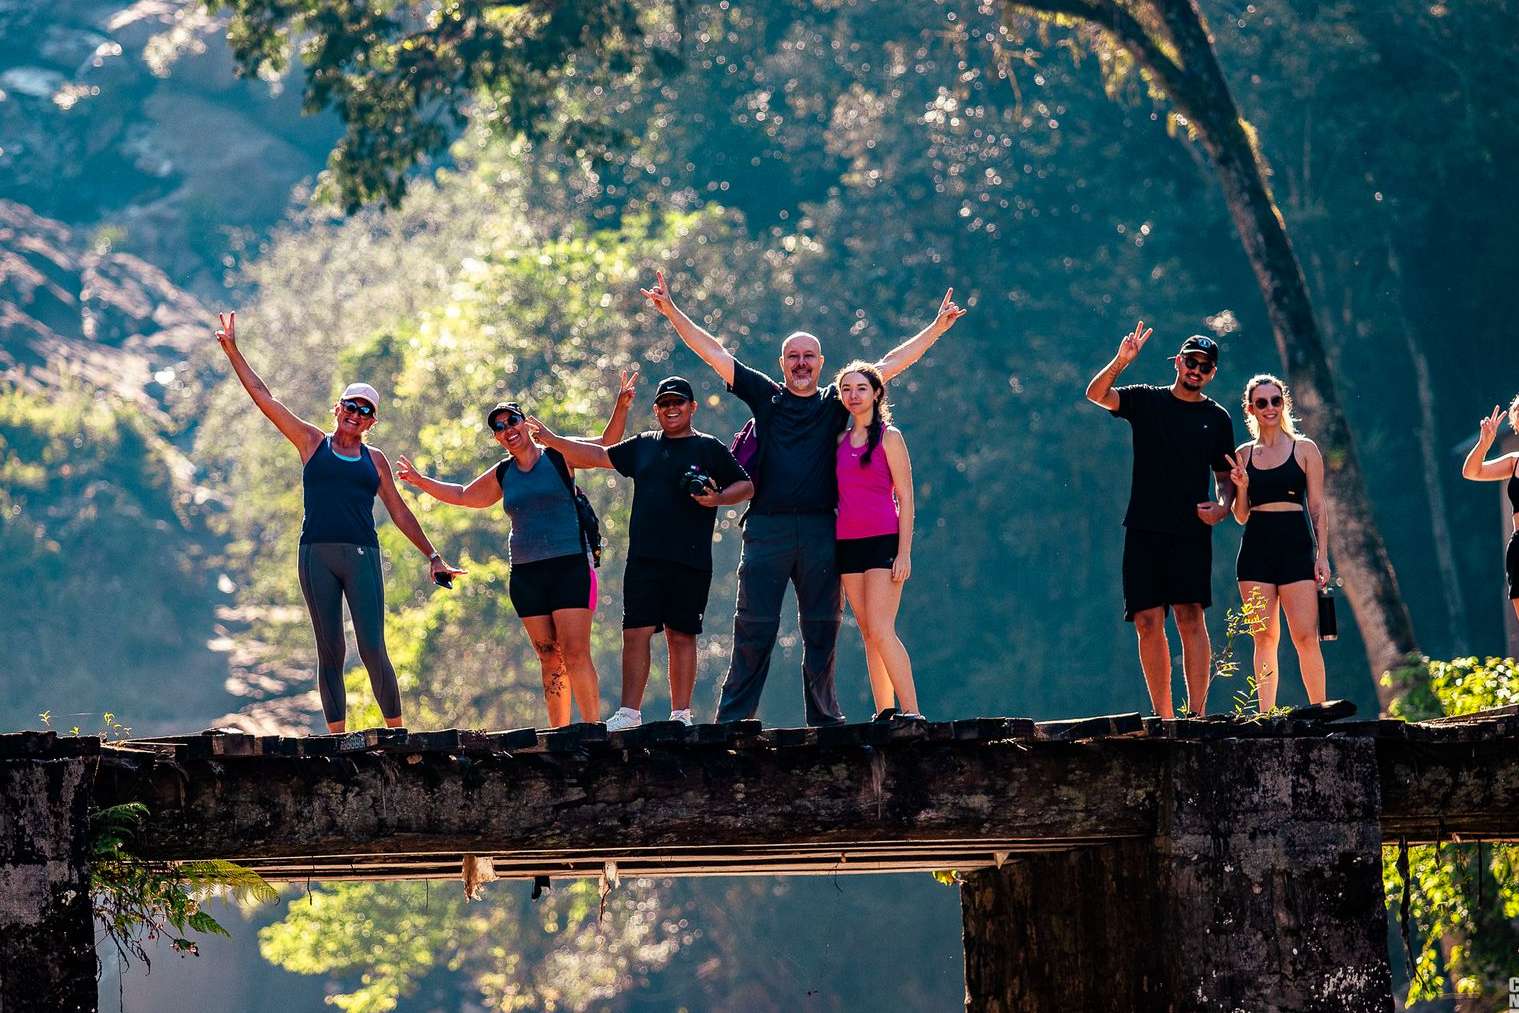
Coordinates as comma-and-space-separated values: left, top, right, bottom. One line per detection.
836, 435, 899, 539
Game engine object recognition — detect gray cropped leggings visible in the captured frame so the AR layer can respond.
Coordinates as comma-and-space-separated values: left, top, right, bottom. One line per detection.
297, 543, 402, 725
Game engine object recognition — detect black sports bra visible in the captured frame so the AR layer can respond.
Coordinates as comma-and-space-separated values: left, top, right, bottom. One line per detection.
1509, 457, 1519, 513
1247, 441, 1307, 508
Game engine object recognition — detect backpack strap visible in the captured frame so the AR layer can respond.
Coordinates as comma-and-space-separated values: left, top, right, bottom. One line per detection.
542, 446, 576, 494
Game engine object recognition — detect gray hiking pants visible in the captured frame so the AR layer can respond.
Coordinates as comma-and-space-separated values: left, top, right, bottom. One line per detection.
298, 542, 402, 725
716, 512, 844, 725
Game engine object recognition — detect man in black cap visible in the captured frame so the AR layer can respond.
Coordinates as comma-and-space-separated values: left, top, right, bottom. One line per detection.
1086, 322, 1238, 718
529, 376, 752, 729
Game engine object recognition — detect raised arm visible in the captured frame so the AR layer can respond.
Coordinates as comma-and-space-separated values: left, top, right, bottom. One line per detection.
1086, 320, 1151, 412
594, 370, 639, 446
1460, 406, 1519, 480
641, 271, 736, 386
215, 312, 324, 459
877, 289, 967, 383
395, 456, 504, 508
370, 448, 465, 582
1300, 440, 1332, 588
525, 417, 613, 470
883, 429, 915, 583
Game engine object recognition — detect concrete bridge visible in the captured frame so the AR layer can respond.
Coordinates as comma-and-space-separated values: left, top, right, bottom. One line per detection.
3, 703, 1517, 1012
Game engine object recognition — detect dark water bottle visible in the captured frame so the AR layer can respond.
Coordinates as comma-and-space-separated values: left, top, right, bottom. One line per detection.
1318, 585, 1338, 641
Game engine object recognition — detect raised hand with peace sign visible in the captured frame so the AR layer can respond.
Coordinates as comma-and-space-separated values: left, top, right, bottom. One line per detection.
1115, 320, 1153, 367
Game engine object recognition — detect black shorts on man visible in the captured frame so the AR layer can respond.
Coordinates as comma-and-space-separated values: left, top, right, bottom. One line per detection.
623, 557, 713, 633
1110, 384, 1237, 621
1121, 528, 1213, 620
606, 428, 748, 633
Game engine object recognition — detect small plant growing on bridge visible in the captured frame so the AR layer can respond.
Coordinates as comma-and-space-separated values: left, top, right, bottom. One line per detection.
91, 802, 276, 970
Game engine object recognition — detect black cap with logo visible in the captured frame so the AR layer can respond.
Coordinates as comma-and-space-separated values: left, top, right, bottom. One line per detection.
1177, 335, 1220, 363
652, 376, 695, 404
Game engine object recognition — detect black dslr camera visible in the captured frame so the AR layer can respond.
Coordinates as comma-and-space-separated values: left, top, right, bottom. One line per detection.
681, 464, 715, 498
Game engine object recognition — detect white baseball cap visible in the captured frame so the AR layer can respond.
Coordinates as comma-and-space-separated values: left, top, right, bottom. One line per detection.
339, 382, 380, 410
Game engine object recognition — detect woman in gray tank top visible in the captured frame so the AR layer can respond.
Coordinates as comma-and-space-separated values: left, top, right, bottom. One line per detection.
397, 372, 637, 726
215, 312, 464, 733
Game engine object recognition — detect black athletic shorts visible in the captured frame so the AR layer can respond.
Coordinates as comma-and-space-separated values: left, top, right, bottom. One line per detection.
1507, 531, 1519, 600
836, 533, 899, 574
1121, 527, 1212, 621
623, 557, 713, 634
1237, 510, 1316, 586
509, 553, 595, 618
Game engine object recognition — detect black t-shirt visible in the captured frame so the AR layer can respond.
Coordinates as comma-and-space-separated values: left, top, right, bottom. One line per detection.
729, 358, 849, 515
1112, 384, 1237, 535
606, 431, 749, 571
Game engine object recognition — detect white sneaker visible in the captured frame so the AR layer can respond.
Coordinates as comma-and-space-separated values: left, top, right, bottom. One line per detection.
668, 709, 694, 726
606, 707, 642, 731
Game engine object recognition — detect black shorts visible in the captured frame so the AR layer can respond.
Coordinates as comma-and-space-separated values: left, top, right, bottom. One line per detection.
1237, 510, 1316, 586
837, 533, 899, 574
1507, 531, 1519, 600
508, 553, 594, 618
623, 557, 713, 634
1121, 527, 1212, 621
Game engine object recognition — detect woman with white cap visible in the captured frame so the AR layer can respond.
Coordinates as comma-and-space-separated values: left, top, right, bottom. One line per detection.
215, 312, 463, 733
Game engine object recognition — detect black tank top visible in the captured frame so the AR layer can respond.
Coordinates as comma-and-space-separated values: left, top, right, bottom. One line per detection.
300, 438, 380, 546
1509, 457, 1519, 513
1246, 440, 1307, 508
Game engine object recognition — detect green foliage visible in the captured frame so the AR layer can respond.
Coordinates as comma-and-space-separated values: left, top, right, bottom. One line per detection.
258, 879, 678, 1012
1381, 657, 1519, 1005
208, 0, 669, 210
0, 388, 224, 729
91, 802, 276, 969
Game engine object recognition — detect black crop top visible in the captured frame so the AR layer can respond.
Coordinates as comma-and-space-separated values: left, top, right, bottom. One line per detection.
1246, 440, 1307, 508
1509, 457, 1519, 513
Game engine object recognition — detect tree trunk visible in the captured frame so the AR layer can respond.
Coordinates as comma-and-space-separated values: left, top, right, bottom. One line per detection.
1007, 0, 1421, 708
1384, 240, 1468, 653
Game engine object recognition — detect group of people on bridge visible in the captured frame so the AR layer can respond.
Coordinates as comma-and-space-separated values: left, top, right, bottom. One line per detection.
215, 273, 1519, 733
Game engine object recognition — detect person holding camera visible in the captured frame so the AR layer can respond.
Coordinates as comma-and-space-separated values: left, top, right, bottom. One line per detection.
640, 271, 965, 726
214, 312, 464, 734
395, 373, 638, 727
529, 377, 752, 729
1085, 323, 1237, 718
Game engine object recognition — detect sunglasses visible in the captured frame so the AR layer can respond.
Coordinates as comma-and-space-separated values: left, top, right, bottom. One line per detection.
1252, 395, 1284, 410
340, 399, 375, 417
490, 412, 525, 432
1179, 356, 1216, 375
655, 397, 690, 408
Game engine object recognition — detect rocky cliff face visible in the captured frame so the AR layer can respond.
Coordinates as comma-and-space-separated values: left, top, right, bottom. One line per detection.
0, 199, 206, 427
0, 0, 332, 294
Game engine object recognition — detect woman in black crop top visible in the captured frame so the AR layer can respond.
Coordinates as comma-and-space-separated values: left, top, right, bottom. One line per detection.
216, 312, 463, 733
1460, 397, 1519, 622
1223, 374, 1330, 711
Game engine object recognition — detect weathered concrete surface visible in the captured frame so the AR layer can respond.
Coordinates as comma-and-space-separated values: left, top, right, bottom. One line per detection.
961, 737, 1393, 1012
96, 734, 1169, 860
0, 735, 98, 1013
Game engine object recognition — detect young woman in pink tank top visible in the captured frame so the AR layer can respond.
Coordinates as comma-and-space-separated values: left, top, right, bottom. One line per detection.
835, 361, 922, 719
